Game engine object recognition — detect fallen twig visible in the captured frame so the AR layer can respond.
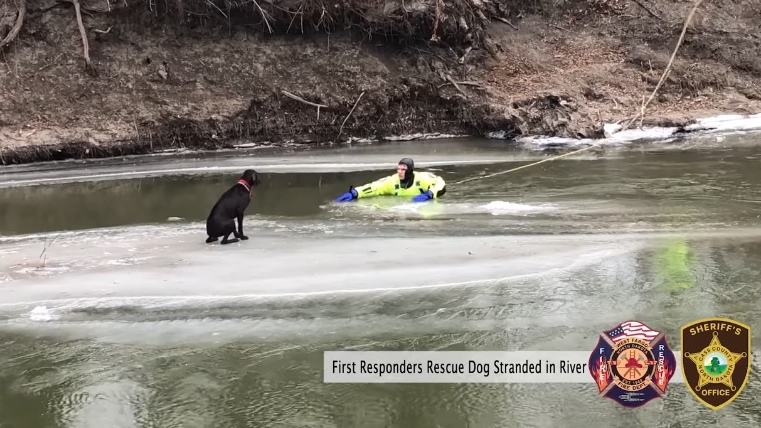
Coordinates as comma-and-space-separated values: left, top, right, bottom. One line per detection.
37, 233, 62, 269
614, 115, 637, 125
495, 16, 518, 30
37, 53, 64, 72
445, 75, 465, 95
438, 80, 483, 89
620, 0, 705, 132
631, 0, 664, 21
0, 0, 26, 51
281, 90, 327, 109
281, 90, 328, 119
336, 91, 364, 143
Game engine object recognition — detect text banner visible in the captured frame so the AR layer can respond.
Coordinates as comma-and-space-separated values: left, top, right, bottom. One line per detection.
324, 351, 685, 383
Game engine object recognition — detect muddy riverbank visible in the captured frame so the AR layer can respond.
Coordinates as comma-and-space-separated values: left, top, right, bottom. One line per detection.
1, 0, 760, 165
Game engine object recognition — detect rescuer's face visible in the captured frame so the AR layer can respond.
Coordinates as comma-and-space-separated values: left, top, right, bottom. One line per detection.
397, 164, 407, 179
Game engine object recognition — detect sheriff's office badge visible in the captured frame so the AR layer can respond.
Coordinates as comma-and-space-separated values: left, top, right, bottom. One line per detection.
588, 320, 676, 408
680, 317, 751, 410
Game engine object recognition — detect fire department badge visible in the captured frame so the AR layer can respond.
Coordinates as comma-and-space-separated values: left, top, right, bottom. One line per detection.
588, 320, 676, 408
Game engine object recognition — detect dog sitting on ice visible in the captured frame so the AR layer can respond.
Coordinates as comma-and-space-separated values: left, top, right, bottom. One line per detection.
205, 169, 260, 245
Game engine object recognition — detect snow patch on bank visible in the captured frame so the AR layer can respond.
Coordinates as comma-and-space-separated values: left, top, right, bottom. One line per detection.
488, 113, 761, 149
231, 132, 465, 148
687, 113, 761, 132
383, 132, 466, 141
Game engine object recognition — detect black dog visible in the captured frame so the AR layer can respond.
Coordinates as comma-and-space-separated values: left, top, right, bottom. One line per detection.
205, 169, 260, 245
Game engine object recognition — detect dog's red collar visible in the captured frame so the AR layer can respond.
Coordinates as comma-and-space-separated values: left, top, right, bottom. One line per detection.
238, 179, 251, 195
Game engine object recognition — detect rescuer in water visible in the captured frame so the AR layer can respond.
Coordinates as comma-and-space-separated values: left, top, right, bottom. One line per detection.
334, 158, 447, 203
656, 237, 695, 290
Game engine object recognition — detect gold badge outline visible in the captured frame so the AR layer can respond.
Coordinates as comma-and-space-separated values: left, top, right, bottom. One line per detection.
680, 317, 752, 411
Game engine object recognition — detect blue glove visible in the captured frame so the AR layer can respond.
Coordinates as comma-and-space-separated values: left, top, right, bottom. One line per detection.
335, 187, 358, 202
412, 190, 433, 202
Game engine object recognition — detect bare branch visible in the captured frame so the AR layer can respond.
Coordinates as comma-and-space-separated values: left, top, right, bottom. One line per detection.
621, 0, 705, 131
252, 0, 273, 33
336, 91, 365, 142
494, 16, 518, 30
71, 0, 97, 75
281, 90, 328, 109
0, 0, 26, 51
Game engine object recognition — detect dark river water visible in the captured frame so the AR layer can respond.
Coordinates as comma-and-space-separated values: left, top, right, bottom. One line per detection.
0, 136, 760, 427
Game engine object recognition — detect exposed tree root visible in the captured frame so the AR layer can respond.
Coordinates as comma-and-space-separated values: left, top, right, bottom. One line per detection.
148, 0, 513, 53
3, 0, 513, 73
70, 0, 97, 76
0, 0, 26, 50
2, 0, 95, 75
430, 0, 442, 42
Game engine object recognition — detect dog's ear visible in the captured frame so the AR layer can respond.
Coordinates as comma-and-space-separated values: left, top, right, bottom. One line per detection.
241, 169, 260, 186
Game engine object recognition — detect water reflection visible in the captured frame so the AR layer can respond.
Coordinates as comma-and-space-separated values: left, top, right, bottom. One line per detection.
1, 145, 761, 236
0, 168, 472, 235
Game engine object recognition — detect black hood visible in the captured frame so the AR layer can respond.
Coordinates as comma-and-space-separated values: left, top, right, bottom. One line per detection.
399, 158, 414, 188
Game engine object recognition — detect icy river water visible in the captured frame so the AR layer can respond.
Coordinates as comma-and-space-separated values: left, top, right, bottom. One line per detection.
0, 134, 760, 427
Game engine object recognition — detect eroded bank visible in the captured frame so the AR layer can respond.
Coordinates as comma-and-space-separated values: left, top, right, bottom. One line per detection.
1, 0, 760, 164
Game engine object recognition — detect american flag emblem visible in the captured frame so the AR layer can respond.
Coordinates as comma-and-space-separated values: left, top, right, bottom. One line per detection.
606, 321, 660, 344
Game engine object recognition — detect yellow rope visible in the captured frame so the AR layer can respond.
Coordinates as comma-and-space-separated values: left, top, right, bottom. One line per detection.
451, 144, 601, 185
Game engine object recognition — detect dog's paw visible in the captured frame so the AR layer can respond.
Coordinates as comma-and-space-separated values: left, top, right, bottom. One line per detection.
206, 236, 218, 243
240, 235, 249, 240
221, 238, 240, 245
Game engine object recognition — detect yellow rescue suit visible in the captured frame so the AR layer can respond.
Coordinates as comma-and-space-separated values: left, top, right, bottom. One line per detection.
655, 237, 694, 290
353, 171, 447, 199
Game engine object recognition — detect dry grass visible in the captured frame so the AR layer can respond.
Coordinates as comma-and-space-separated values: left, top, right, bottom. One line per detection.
474, 18, 761, 127
479, 35, 628, 102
